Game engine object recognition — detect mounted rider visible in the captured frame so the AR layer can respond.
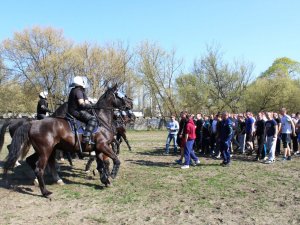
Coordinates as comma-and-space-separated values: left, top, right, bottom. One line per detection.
37, 91, 52, 120
67, 76, 97, 144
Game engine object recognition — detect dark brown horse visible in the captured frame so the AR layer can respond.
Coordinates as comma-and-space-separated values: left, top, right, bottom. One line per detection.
114, 110, 136, 154
3, 85, 132, 197
0, 103, 74, 184
0, 102, 68, 154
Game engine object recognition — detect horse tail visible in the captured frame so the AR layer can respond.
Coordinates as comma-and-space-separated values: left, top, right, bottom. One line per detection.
0, 119, 12, 153
3, 122, 32, 172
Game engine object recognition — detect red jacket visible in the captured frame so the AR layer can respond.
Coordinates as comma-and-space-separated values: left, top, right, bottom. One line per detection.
185, 119, 196, 140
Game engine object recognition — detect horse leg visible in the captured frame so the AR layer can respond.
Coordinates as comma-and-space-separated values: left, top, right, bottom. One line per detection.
96, 156, 110, 186
48, 153, 64, 185
85, 156, 95, 172
65, 151, 73, 166
26, 153, 39, 185
103, 155, 111, 173
122, 133, 132, 151
111, 140, 120, 155
96, 144, 120, 179
35, 155, 52, 197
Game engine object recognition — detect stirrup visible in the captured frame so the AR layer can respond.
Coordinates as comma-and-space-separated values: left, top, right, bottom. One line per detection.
82, 136, 95, 145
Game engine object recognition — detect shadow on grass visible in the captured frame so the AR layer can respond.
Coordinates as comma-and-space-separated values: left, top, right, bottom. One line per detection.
126, 159, 173, 167
231, 154, 258, 163
0, 161, 105, 197
126, 159, 220, 168
135, 147, 179, 156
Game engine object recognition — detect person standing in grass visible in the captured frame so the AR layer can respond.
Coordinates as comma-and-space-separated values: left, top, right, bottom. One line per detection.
291, 112, 299, 154
164, 115, 179, 155
245, 111, 255, 154
181, 114, 200, 169
213, 114, 223, 159
175, 111, 187, 164
264, 112, 278, 164
201, 115, 211, 156
274, 112, 282, 156
237, 114, 246, 154
195, 113, 204, 153
255, 112, 266, 161
295, 119, 300, 156
220, 111, 233, 166
279, 108, 296, 161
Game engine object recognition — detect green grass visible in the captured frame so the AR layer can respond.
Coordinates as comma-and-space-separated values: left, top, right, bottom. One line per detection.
0, 130, 300, 225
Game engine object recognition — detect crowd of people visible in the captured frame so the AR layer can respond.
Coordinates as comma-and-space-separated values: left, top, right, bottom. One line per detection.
165, 108, 300, 169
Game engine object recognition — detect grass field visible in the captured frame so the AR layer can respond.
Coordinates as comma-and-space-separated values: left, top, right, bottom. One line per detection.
0, 130, 299, 225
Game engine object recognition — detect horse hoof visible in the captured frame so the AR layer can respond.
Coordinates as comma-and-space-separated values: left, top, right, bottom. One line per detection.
110, 173, 117, 179
105, 182, 112, 187
43, 190, 53, 197
56, 179, 64, 185
33, 178, 39, 186
104, 178, 112, 187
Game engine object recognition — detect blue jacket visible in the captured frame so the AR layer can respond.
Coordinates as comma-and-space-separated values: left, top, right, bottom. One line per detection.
167, 120, 179, 135
220, 118, 233, 142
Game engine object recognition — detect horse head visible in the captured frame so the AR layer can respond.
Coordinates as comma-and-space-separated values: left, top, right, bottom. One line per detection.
96, 84, 133, 111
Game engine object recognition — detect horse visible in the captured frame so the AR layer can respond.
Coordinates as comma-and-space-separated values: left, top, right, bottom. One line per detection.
114, 109, 136, 154
3, 85, 132, 197
0, 103, 69, 156
0, 104, 74, 185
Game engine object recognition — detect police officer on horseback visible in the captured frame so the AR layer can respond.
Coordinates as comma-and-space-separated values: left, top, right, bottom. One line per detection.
37, 91, 51, 120
67, 76, 97, 144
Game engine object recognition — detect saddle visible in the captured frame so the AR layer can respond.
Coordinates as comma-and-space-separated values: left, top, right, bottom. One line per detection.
65, 113, 100, 135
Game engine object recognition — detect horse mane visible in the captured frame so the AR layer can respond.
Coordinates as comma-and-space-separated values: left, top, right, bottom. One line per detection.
51, 102, 68, 118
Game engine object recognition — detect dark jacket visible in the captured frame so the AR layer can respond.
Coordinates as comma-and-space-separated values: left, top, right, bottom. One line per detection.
220, 118, 233, 142
37, 98, 50, 115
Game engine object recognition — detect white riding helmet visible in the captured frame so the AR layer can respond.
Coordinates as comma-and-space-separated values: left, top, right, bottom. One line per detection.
73, 76, 88, 88
39, 91, 48, 99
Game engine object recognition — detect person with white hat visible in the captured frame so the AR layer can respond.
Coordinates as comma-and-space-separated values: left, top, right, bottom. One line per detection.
67, 76, 97, 144
37, 91, 51, 120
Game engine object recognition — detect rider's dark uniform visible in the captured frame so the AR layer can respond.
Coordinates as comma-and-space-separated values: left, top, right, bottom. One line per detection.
37, 98, 51, 120
67, 86, 97, 143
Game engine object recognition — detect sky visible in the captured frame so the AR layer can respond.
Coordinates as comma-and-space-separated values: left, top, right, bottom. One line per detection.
0, 0, 299, 76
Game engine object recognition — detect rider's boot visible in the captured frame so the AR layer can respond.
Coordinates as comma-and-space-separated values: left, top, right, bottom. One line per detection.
82, 117, 97, 145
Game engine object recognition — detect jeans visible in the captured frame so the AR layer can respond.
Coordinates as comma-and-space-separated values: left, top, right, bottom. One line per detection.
195, 132, 202, 151
202, 136, 210, 155
165, 133, 178, 153
238, 134, 246, 153
266, 136, 277, 161
210, 133, 217, 155
292, 135, 298, 152
231, 130, 240, 147
257, 135, 266, 159
214, 140, 220, 156
276, 136, 281, 155
184, 140, 198, 165
220, 140, 231, 164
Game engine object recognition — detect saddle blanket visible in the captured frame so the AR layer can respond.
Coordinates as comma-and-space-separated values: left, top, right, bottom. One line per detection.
67, 119, 100, 135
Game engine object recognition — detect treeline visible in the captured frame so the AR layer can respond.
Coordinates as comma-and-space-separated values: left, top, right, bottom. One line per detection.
0, 26, 300, 115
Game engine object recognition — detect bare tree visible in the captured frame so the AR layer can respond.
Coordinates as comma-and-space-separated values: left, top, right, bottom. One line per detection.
194, 45, 254, 112
136, 41, 182, 116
